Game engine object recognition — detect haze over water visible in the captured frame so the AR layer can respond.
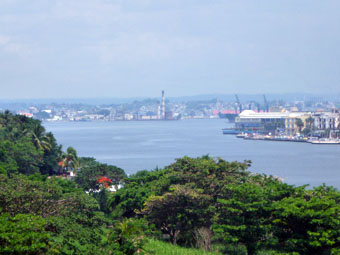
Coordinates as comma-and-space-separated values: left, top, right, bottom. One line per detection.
45, 119, 340, 188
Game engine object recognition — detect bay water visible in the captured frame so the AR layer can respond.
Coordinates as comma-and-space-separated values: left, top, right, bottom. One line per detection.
44, 119, 340, 188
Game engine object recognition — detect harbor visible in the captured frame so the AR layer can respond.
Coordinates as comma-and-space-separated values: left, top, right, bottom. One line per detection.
222, 109, 340, 145
45, 118, 340, 188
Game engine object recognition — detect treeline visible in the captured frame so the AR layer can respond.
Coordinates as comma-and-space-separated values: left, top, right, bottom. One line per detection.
111, 157, 340, 255
1, 112, 340, 254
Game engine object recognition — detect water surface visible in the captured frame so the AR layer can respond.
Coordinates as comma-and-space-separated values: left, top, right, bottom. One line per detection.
44, 119, 340, 188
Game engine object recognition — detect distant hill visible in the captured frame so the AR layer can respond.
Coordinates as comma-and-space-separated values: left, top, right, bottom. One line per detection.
1, 93, 340, 108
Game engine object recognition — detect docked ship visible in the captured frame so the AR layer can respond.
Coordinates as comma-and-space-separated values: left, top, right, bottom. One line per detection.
309, 139, 340, 145
219, 112, 238, 123
222, 128, 242, 135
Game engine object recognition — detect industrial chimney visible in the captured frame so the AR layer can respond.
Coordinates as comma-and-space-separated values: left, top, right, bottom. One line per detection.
161, 90, 165, 120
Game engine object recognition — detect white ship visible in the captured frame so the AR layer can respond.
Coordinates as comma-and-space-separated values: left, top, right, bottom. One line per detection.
310, 139, 340, 145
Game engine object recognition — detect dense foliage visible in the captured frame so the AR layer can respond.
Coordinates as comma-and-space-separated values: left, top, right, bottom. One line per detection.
0, 111, 62, 176
1, 112, 340, 254
0, 113, 144, 254
111, 156, 340, 254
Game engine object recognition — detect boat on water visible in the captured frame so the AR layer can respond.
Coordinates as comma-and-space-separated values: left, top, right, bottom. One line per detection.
222, 128, 242, 135
222, 129, 254, 135
236, 133, 247, 138
310, 139, 340, 145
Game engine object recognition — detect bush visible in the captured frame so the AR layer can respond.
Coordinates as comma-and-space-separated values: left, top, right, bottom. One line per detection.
106, 218, 147, 255
0, 213, 50, 255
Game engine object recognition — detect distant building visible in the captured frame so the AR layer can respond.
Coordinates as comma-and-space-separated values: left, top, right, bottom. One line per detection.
124, 113, 134, 120
235, 110, 287, 134
313, 112, 340, 130
47, 115, 62, 121
19, 112, 33, 118
165, 111, 173, 120
236, 110, 312, 135
141, 115, 151, 120
285, 113, 311, 136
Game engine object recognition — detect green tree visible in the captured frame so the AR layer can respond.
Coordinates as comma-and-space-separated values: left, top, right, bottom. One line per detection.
110, 156, 252, 247
40, 132, 62, 175
306, 116, 314, 131
75, 161, 126, 192
0, 141, 18, 175
295, 118, 304, 133
0, 113, 61, 176
9, 137, 43, 175
164, 156, 250, 201
34, 111, 51, 120
213, 175, 298, 255
74, 160, 126, 213
0, 174, 100, 218
273, 185, 340, 255
0, 110, 14, 130
0, 173, 119, 255
214, 183, 271, 255
60, 147, 79, 174
0, 213, 50, 255
142, 185, 212, 245
109, 169, 168, 218
46, 214, 109, 255
24, 122, 52, 152
106, 218, 146, 255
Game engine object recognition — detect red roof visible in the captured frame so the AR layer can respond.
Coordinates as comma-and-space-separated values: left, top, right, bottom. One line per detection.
221, 110, 236, 114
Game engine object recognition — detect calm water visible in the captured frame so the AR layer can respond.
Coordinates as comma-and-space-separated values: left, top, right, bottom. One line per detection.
44, 119, 340, 188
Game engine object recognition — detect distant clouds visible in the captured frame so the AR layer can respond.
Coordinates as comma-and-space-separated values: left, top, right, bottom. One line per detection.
0, 0, 340, 99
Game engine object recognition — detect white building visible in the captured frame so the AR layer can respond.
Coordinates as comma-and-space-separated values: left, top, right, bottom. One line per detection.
236, 110, 311, 135
313, 112, 340, 130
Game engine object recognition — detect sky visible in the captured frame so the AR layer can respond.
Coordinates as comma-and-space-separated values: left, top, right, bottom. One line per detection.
0, 0, 340, 99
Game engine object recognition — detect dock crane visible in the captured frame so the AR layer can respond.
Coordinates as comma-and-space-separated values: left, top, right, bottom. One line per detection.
235, 94, 242, 113
263, 94, 269, 112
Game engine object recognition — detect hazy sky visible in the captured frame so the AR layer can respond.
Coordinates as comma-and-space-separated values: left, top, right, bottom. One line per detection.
0, 0, 340, 99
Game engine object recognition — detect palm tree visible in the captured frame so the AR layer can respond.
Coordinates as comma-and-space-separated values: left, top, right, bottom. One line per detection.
60, 147, 79, 175
305, 116, 315, 136
0, 110, 12, 128
295, 118, 304, 134
33, 132, 52, 152
306, 116, 314, 129
108, 218, 145, 255
24, 123, 52, 152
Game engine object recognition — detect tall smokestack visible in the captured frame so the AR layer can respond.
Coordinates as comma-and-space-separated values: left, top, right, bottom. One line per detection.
161, 90, 165, 120
157, 103, 161, 119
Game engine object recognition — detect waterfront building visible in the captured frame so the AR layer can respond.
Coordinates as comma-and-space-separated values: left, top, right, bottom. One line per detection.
235, 110, 312, 135
313, 111, 340, 130
235, 110, 288, 134
285, 113, 311, 136
124, 113, 134, 120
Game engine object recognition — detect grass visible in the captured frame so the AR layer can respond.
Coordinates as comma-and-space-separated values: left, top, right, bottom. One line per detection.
144, 239, 222, 255
143, 239, 283, 255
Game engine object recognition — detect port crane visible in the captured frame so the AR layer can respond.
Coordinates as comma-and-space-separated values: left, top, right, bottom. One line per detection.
263, 94, 269, 112
235, 94, 242, 113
